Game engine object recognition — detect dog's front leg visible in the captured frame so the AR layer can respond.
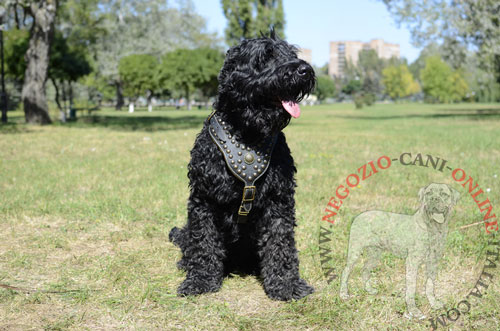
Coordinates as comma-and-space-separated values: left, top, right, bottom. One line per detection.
425, 252, 444, 310
404, 254, 425, 319
257, 208, 313, 301
176, 200, 226, 296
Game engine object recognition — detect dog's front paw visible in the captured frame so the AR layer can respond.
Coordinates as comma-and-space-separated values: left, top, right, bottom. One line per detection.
430, 299, 445, 310
177, 277, 221, 297
404, 307, 426, 320
265, 278, 314, 301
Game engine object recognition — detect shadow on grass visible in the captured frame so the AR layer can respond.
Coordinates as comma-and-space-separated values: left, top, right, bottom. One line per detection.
331, 107, 500, 121
0, 122, 32, 134
65, 115, 205, 132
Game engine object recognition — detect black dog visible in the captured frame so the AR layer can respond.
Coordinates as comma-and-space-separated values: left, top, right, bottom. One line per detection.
169, 31, 315, 301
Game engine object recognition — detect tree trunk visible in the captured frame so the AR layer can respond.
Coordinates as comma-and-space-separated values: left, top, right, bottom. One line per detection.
146, 90, 153, 112
186, 87, 191, 110
50, 77, 65, 123
21, 0, 58, 124
115, 81, 124, 110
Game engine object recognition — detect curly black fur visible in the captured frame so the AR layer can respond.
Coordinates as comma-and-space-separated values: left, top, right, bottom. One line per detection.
169, 31, 316, 301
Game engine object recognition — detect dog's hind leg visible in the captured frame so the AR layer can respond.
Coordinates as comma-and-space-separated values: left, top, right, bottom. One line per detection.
362, 248, 382, 295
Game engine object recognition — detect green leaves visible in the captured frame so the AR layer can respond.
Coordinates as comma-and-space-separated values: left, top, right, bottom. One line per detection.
315, 76, 336, 102
158, 48, 223, 101
382, 64, 420, 100
221, 0, 286, 46
420, 56, 468, 103
118, 54, 158, 98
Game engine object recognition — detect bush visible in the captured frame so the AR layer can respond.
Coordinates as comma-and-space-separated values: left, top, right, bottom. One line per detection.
363, 93, 376, 106
354, 94, 365, 109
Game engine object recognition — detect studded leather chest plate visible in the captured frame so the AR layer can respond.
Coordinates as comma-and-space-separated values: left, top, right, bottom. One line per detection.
208, 113, 277, 221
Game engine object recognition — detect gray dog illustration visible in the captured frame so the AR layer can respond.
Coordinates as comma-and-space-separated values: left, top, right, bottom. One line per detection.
339, 183, 460, 319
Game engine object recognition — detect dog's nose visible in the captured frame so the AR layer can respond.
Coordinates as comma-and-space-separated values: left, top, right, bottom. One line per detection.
297, 64, 310, 76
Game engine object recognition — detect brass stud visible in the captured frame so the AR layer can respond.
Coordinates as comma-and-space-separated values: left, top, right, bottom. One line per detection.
226, 149, 231, 153
244, 153, 255, 164
257, 152, 261, 156
214, 133, 218, 137
242, 165, 246, 170
241, 145, 245, 149
228, 135, 232, 139
238, 159, 242, 163
261, 165, 265, 169
231, 160, 235, 164
222, 121, 226, 125
257, 158, 261, 163
238, 151, 242, 156
237, 169, 242, 173
223, 126, 227, 130
254, 165, 258, 169
236, 143, 240, 148
263, 160, 268, 164
248, 176, 253, 181
223, 144, 227, 148
257, 169, 262, 173
218, 118, 222, 122
242, 173, 246, 177
229, 154, 233, 159
246, 147, 251, 151
231, 139, 235, 143
253, 172, 257, 177
233, 165, 238, 169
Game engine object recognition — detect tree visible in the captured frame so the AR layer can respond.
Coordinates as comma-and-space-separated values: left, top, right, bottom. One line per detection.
196, 48, 225, 106
381, 0, 500, 83
420, 56, 468, 103
382, 64, 420, 100
315, 75, 336, 102
6, 0, 59, 124
221, 0, 285, 46
4, 28, 91, 122
159, 48, 223, 110
49, 32, 91, 121
118, 54, 158, 113
96, 0, 219, 110
342, 79, 362, 96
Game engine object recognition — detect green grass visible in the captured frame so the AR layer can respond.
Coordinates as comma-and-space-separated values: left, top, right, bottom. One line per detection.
0, 103, 499, 330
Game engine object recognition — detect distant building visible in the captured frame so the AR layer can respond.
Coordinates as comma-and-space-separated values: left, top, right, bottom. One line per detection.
328, 39, 400, 77
298, 48, 312, 64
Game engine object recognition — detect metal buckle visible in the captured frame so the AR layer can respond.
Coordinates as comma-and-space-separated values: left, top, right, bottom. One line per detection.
238, 205, 250, 216
242, 186, 256, 202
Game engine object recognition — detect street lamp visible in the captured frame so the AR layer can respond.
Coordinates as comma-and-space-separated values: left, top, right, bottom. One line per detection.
0, 5, 7, 123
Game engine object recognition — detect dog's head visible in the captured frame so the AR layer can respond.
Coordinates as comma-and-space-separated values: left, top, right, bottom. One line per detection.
215, 30, 316, 139
419, 183, 460, 224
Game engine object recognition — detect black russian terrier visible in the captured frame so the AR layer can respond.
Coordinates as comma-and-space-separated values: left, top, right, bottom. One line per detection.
169, 31, 316, 301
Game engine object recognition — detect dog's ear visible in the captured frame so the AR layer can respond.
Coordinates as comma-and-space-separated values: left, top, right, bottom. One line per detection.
449, 185, 461, 204
418, 186, 427, 202
269, 26, 276, 40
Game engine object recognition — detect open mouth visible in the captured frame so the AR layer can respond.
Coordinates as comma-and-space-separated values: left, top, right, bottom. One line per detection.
431, 212, 445, 223
281, 100, 301, 118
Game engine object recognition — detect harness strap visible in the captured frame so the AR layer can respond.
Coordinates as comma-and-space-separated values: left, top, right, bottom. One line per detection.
208, 113, 277, 223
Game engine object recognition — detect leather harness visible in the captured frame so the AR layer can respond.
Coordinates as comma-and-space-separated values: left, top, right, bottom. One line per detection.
208, 113, 277, 223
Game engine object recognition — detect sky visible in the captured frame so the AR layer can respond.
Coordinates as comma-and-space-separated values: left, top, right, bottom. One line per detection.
191, 0, 422, 67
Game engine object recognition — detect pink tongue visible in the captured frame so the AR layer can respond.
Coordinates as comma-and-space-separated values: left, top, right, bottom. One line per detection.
281, 101, 301, 118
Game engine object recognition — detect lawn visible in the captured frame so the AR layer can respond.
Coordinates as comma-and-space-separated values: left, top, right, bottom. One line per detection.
0, 103, 499, 330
